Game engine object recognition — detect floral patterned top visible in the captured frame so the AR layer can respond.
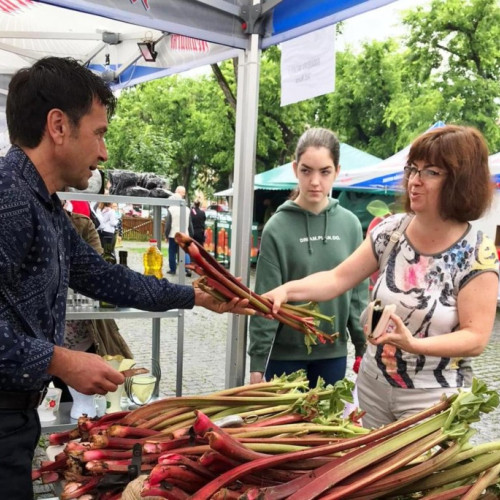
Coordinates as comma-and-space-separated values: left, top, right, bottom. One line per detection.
362, 213, 498, 389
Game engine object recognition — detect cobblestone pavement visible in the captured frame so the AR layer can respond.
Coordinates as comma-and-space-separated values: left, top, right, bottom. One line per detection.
34, 240, 500, 497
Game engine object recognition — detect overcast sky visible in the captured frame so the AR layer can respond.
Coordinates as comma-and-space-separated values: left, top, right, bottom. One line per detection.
338, 0, 431, 50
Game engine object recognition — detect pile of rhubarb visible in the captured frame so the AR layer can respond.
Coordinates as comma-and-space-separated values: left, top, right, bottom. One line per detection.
33, 373, 500, 499
175, 232, 337, 351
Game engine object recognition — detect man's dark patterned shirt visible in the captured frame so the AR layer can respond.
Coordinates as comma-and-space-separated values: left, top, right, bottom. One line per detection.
0, 147, 194, 391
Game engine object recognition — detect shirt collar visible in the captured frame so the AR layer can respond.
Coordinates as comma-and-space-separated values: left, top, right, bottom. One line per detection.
8, 145, 62, 211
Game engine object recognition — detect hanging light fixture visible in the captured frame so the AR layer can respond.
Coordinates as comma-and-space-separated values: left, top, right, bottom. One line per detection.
137, 41, 157, 62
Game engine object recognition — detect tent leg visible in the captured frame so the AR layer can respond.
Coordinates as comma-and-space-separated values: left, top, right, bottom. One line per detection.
225, 32, 261, 389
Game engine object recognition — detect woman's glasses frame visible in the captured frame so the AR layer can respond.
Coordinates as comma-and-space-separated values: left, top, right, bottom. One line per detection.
403, 164, 446, 181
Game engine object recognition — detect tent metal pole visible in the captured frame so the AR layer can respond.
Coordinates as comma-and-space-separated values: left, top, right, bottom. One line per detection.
225, 30, 261, 389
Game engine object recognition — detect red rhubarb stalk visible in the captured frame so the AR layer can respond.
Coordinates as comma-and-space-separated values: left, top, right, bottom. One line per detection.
188, 397, 453, 499
143, 436, 195, 454
338, 437, 465, 499
148, 465, 208, 493
85, 459, 154, 474
108, 424, 160, 438
176, 233, 335, 345
320, 429, 448, 500
141, 479, 189, 499
157, 453, 215, 480
81, 448, 134, 462
286, 413, 451, 500
49, 427, 81, 445
90, 434, 144, 450
39, 471, 60, 484
60, 477, 100, 500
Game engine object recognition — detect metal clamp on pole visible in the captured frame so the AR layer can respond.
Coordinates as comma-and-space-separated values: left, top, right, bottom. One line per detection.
240, 0, 282, 35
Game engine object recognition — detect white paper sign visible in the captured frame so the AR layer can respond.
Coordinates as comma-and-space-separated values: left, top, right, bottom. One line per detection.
280, 25, 336, 106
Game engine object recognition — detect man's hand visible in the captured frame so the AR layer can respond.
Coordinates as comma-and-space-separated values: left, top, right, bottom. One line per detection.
48, 346, 125, 395
193, 286, 255, 315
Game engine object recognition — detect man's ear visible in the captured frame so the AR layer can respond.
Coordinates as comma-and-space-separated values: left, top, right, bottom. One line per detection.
45, 108, 67, 145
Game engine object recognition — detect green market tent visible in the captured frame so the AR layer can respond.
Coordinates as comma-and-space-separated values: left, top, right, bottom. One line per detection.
257, 143, 382, 190
215, 143, 381, 194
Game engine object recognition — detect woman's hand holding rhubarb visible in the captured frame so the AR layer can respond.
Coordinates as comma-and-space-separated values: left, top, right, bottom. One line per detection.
262, 285, 290, 315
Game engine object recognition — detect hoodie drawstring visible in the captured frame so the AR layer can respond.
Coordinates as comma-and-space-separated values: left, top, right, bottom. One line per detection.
304, 210, 330, 254
323, 210, 329, 245
305, 212, 313, 254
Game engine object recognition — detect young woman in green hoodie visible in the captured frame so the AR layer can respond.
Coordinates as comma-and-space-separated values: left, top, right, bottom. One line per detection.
248, 128, 369, 387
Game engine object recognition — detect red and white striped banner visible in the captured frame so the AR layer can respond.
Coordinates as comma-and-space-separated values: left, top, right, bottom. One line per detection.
170, 35, 209, 53
0, 0, 33, 14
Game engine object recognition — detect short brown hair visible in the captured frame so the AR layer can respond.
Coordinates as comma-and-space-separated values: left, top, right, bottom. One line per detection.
402, 125, 493, 222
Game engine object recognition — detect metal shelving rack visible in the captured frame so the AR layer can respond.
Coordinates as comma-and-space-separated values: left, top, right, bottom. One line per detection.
57, 191, 189, 399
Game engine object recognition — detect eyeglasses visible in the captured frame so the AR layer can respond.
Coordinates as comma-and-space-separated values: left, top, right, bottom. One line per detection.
403, 165, 445, 181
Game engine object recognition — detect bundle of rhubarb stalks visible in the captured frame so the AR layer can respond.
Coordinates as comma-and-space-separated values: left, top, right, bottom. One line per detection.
175, 232, 337, 351
34, 372, 500, 499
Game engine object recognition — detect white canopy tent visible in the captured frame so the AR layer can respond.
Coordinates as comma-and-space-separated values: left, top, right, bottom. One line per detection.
1, 0, 399, 387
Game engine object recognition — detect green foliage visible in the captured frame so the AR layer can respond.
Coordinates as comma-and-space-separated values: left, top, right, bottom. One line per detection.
317, 41, 407, 158
400, 0, 500, 151
105, 75, 234, 195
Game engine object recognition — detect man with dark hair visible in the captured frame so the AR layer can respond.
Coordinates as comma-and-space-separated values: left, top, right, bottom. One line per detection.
0, 57, 250, 498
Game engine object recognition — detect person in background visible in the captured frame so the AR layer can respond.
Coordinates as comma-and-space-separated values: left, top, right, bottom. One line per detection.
165, 185, 194, 277
112, 202, 124, 248
263, 125, 498, 429
190, 199, 207, 246
70, 199, 91, 217
0, 56, 251, 499
248, 128, 368, 388
263, 198, 275, 225
96, 201, 119, 252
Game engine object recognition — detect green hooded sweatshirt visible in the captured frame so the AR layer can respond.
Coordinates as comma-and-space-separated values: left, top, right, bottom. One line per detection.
248, 198, 368, 373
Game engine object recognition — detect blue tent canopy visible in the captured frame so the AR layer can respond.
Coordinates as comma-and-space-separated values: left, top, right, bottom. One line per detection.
490, 152, 500, 186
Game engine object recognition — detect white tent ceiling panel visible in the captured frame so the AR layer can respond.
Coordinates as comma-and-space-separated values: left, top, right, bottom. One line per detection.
0, 1, 240, 90
37, 0, 250, 49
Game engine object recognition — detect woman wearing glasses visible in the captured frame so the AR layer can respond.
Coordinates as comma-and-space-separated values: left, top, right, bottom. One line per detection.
262, 125, 499, 428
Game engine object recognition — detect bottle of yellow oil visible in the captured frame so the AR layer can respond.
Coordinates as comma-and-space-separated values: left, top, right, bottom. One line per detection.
143, 239, 163, 279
